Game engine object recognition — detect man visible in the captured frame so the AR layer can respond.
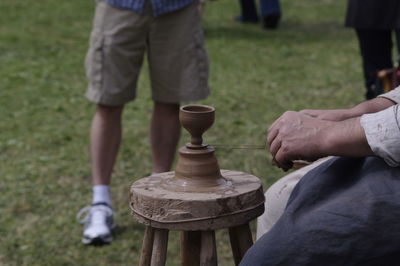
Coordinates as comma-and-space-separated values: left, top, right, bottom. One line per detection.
241, 87, 400, 265
78, 0, 209, 245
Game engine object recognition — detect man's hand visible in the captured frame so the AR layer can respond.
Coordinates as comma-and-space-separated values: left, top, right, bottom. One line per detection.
267, 111, 333, 171
267, 111, 373, 171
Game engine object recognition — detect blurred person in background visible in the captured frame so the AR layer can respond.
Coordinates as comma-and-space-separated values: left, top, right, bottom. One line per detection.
345, 0, 400, 99
235, 0, 281, 29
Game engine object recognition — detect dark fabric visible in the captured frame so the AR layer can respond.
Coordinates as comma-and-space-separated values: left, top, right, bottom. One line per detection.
239, 0, 281, 20
239, 0, 259, 21
240, 156, 400, 266
345, 0, 400, 29
356, 29, 394, 99
346, 0, 400, 99
259, 0, 280, 17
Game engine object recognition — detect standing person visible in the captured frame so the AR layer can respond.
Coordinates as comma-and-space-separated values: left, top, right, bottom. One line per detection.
235, 0, 281, 29
78, 0, 209, 245
345, 0, 400, 99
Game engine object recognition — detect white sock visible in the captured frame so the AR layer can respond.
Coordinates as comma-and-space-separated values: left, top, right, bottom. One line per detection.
92, 185, 111, 206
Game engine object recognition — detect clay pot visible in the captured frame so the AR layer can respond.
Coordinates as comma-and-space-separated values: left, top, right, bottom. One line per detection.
179, 105, 215, 147
164, 104, 230, 192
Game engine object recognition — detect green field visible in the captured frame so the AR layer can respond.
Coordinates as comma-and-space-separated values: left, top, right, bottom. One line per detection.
1, 0, 367, 265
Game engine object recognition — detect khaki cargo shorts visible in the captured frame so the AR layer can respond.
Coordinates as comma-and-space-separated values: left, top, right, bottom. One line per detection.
85, 0, 209, 106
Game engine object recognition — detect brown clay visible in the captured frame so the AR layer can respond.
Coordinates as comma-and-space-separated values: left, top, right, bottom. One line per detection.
131, 169, 265, 229
164, 104, 230, 192
180, 105, 215, 147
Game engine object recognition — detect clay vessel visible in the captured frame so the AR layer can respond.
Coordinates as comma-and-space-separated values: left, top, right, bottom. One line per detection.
180, 105, 215, 148
164, 104, 230, 192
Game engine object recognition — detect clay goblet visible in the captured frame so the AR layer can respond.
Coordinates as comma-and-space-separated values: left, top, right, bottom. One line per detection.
179, 104, 215, 148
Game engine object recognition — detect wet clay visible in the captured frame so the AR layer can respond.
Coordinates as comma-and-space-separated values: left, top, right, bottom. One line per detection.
131, 169, 265, 230
166, 104, 230, 192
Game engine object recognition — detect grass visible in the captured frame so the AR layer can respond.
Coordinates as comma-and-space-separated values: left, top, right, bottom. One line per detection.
0, 0, 369, 265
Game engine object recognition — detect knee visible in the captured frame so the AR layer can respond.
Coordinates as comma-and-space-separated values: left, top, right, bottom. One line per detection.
96, 104, 124, 119
256, 172, 303, 238
154, 101, 180, 112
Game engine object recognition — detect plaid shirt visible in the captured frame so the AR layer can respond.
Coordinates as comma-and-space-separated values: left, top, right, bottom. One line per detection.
106, 0, 195, 16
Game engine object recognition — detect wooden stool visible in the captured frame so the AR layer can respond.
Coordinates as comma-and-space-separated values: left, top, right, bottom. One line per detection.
130, 105, 264, 265
130, 170, 265, 266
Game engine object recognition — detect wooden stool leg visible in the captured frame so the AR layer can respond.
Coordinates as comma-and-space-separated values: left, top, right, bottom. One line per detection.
200, 230, 217, 266
229, 223, 253, 265
181, 231, 201, 266
140, 226, 155, 266
151, 228, 169, 266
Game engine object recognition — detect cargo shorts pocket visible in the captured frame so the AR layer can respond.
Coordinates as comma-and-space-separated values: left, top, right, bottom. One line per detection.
85, 32, 104, 90
194, 30, 208, 85
189, 29, 209, 98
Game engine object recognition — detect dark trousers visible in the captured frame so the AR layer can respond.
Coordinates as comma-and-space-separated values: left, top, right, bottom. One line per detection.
240, 157, 400, 266
355, 29, 400, 99
239, 0, 281, 21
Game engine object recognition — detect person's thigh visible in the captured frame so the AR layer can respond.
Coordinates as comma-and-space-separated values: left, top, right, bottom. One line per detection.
85, 0, 149, 106
148, 1, 209, 103
256, 157, 332, 239
243, 157, 400, 266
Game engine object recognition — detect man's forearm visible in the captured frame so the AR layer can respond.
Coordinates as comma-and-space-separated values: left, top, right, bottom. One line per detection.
324, 117, 374, 157
300, 97, 395, 122
269, 88, 400, 171
348, 97, 396, 118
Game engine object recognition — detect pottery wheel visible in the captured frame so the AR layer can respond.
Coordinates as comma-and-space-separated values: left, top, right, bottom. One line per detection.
130, 169, 264, 231
130, 105, 265, 231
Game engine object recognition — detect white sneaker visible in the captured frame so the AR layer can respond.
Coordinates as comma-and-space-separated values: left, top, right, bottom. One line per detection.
77, 203, 115, 245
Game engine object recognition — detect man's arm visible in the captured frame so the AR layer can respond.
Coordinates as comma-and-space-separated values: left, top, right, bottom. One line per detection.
360, 105, 400, 167
300, 96, 396, 121
267, 87, 400, 171
267, 111, 374, 171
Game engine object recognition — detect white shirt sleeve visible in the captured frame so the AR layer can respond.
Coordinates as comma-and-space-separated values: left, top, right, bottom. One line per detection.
360, 105, 400, 167
378, 86, 400, 104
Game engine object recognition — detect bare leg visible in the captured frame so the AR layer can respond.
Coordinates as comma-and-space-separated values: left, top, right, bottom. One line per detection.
81, 104, 123, 245
150, 101, 181, 173
90, 104, 124, 185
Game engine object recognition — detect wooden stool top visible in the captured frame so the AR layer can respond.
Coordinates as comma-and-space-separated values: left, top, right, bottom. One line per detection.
130, 170, 265, 231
